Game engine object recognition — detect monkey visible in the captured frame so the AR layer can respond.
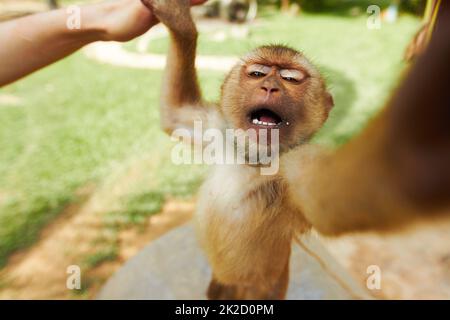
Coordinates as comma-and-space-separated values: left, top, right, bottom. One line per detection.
282, 2, 450, 236
143, 0, 333, 299
143, 0, 450, 300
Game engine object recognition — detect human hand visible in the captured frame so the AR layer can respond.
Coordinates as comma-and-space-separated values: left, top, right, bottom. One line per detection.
140, 0, 203, 36
87, 0, 207, 42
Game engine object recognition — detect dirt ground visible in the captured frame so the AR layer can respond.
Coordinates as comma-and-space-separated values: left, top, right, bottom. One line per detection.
1, 184, 449, 300
322, 220, 450, 299
0, 195, 194, 299
0, 0, 448, 300
0, 152, 197, 299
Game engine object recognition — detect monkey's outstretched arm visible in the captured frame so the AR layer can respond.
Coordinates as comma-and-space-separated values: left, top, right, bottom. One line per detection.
160, 12, 200, 109
284, 6, 450, 235
144, 0, 211, 135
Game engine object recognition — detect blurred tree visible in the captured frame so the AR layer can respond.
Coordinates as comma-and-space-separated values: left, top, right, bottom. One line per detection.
279, 0, 426, 14
48, 0, 59, 9
281, 0, 290, 12
400, 0, 426, 14
297, 0, 326, 11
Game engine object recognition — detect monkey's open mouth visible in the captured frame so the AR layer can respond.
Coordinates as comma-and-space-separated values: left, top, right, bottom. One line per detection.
248, 108, 283, 127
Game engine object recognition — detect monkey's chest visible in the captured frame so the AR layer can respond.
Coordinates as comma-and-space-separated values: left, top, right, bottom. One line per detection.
196, 165, 302, 243
195, 165, 301, 284
197, 165, 286, 223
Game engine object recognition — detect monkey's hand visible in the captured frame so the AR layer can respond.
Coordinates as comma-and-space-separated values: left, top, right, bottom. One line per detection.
142, 0, 202, 36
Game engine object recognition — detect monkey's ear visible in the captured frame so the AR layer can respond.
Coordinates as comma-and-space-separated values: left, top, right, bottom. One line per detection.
325, 92, 334, 111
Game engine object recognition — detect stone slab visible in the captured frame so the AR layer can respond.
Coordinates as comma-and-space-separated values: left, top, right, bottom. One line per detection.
97, 223, 371, 300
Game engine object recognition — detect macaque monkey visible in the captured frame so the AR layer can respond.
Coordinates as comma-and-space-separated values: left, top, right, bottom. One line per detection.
143, 0, 450, 300
143, 0, 333, 299
283, 2, 450, 236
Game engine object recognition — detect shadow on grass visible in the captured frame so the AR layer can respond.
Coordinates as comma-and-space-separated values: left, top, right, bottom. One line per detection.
0, 197, 72, 268
104, 191, 165, 229
313, 65, 357, 146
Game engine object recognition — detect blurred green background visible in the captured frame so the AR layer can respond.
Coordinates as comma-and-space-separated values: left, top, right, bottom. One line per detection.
0, 0, 421, 279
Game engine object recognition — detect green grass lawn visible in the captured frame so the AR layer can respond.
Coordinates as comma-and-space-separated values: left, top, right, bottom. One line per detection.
127, 12, 420, 145
0, 11, 420, 266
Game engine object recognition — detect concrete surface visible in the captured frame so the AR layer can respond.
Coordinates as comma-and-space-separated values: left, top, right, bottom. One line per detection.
97, 223, 372, 300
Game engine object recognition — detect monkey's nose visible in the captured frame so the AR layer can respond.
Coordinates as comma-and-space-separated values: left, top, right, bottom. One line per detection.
261, 85, 280, 94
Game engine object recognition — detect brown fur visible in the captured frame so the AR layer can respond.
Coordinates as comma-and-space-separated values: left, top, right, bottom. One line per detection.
148, 0, 329, 299
147, 0, 450, 300
195, 166, 311, 299
283, 4, 450, 235
220, 45, 332, 152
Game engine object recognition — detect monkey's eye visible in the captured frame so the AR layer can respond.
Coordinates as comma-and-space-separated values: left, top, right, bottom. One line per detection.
282, 77, 297, 82
280, 69, 305, 83
249, 71, 266, 78
246, 64, 271, 79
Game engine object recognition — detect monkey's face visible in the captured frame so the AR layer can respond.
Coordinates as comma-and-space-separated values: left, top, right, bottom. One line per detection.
220, 45, 333, 152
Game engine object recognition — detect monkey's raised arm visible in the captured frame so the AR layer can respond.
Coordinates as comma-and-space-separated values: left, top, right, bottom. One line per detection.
285, 6, 450, 236
145, 0, 211, 135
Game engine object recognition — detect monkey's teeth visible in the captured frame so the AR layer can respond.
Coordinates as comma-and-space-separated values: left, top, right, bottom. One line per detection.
252, 119, 280, 126
252, 119, 264, 125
